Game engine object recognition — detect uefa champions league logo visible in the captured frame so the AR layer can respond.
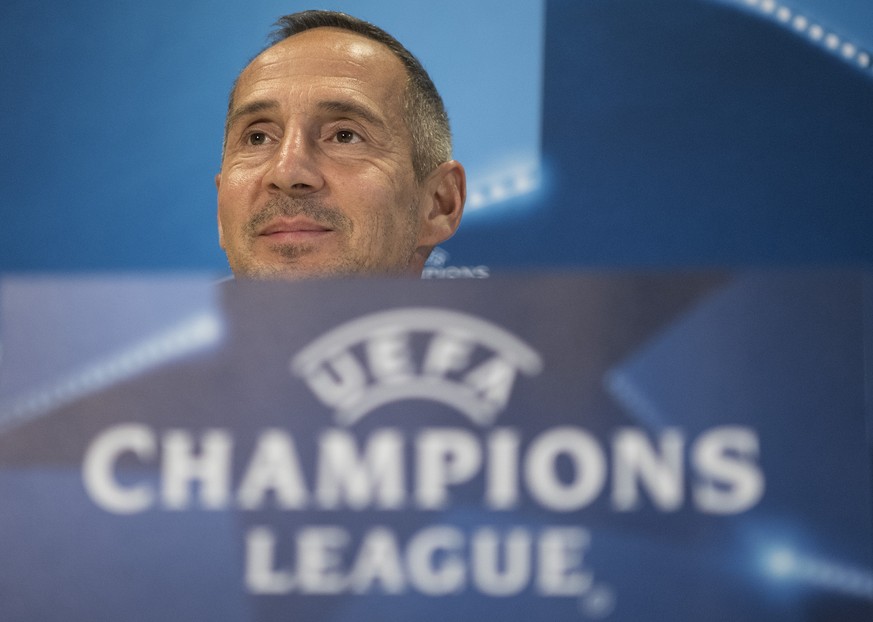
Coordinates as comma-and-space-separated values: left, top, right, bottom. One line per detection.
422, 247, 490, 279
290, 308, 543, 426
80, 307, 763, 617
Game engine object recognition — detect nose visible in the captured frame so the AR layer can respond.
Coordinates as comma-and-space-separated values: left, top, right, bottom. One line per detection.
263, 130, 324, 196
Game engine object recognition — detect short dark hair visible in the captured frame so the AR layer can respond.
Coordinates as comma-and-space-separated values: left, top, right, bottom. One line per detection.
225, 10, 452, 181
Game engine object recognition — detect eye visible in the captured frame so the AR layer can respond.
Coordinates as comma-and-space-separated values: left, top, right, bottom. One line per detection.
247, 131, 269, 146
334, 129, 362, 144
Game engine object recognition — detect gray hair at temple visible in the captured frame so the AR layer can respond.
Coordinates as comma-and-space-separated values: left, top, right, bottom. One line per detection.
224, 10, 453, 182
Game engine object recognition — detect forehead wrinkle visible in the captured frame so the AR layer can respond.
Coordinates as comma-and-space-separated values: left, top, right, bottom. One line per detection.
224, 28, 414, 158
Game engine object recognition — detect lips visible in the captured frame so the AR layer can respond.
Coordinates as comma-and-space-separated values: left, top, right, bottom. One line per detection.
258, 217, 333, 236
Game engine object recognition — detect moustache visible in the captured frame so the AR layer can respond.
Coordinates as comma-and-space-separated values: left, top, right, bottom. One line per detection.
245, 197, 352, 236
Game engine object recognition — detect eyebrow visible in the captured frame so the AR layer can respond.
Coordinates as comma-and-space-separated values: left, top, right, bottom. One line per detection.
226, 99, 280, 134
316, 100, 387, 132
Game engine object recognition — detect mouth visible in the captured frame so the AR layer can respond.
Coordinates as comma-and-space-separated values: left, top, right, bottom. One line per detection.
257, 217, 334, 243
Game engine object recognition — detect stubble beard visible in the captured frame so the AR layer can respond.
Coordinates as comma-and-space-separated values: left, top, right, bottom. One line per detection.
229, 195, 420, 280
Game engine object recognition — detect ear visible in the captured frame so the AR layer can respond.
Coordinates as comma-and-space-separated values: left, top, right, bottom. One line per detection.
215, 173, 226, 250
416, 160, 466, 249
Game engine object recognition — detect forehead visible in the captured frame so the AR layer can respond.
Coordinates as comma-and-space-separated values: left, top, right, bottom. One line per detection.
234, 28, 408, 111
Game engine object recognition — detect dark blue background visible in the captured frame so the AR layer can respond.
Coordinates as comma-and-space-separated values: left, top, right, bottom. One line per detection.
1, 0, 872, 272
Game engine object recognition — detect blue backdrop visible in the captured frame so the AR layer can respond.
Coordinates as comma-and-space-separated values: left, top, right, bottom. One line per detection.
1, 0, 871, 273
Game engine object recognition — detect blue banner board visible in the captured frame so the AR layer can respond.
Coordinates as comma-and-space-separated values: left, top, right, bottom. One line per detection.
0, 273, 870, 620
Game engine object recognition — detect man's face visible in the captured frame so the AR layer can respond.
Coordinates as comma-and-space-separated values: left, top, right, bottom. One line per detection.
216, 28, 449, 279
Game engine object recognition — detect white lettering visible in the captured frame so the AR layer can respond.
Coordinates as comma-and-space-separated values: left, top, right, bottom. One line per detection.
366, 330, 414, 384
612, 428, 684, 511
243, 525, 588, 597
237, 430, 308, 510
422, 331, 475, 377
471, 527, 531, 596
462, 356, 518, 411
347, 527, 406, 594
406, 526, 465, 595
245, 526, 295, 594
297, 527, 349, 594
525, 427, 606, 511
161, 429, 232, 510
82, 424, 155, 514
693, 426, 765, 514
537, 527, 592, 596
415, 429, 482, 509
305, 352, 367, 410
83, 424, 764, 517
316, 429, 405, 509
486, 428, 521, 509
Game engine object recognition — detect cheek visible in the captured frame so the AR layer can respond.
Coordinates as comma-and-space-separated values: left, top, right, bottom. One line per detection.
217, 189, 250, 241
220, 166, 262, 197
348, 165, 417, 213
216, 206, 236, 251
217, 168, 263, 224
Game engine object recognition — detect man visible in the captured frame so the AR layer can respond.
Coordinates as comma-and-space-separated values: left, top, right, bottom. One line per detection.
216, 10, 466, 279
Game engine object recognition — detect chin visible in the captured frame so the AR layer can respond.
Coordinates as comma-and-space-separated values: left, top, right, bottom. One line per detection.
230, 253, 422, 281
